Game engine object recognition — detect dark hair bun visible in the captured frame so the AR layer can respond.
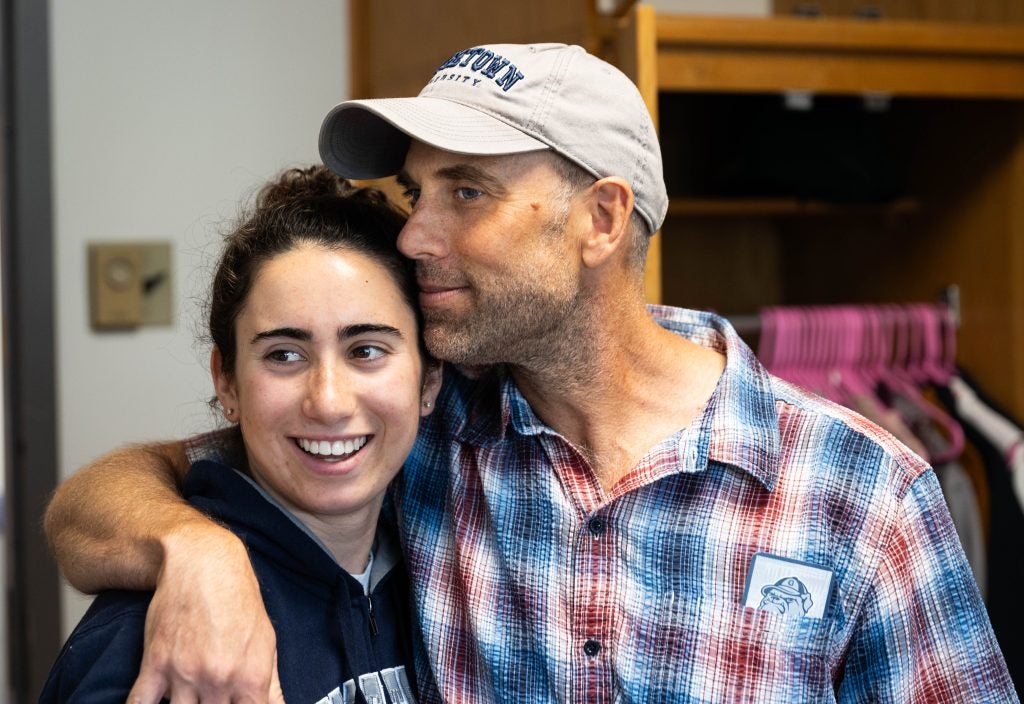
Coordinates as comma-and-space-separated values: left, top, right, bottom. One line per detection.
256, 164, 393, 213
208, 163, 417, 380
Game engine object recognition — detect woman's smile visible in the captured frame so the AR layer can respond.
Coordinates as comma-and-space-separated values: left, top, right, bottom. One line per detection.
295, 435, 370, 461
214, 243, 440, 525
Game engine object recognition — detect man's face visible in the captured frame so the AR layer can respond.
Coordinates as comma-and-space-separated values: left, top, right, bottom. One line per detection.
396, 141, 584, 367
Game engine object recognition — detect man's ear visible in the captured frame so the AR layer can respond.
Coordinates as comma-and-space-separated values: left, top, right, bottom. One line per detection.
581, 177, 634, 269
420, 361, 444, 417
210, 347, 239, 421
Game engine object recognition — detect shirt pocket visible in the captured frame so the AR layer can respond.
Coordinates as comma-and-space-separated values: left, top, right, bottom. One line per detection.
640, 595, 836, 701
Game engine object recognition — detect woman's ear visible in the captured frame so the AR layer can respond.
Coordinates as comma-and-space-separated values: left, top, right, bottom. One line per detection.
210, 347, 239, 423
420, 361, 444, 417
581, 177, 634, 269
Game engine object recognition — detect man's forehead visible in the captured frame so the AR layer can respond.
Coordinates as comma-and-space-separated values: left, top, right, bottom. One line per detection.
400, 142, 487, 177
400, 140, 553, 181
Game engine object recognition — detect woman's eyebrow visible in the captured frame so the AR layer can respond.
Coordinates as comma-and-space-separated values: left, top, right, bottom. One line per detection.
251, 327, 310, 344
339, 323, 403, 340
251, 323, 404, 344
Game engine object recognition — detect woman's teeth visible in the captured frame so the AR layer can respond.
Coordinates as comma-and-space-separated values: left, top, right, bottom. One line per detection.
297, 436, 368, 458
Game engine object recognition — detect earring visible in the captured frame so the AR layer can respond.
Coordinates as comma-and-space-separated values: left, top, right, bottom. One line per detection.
423, 401, 432, 409
224, 407, 235, 419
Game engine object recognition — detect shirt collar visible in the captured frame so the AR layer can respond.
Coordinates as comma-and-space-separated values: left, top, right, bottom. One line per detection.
650, 306, 781, 490
447, 305, 782, 491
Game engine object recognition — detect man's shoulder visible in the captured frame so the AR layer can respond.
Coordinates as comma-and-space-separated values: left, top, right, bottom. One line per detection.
771, 375, 932, 499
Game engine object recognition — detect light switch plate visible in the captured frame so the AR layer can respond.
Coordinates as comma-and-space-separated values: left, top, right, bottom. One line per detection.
90, 244, 143, 329
89, 242, 173, 329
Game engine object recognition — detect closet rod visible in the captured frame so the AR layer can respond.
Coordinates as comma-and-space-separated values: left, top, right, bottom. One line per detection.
725, 284, 962, 336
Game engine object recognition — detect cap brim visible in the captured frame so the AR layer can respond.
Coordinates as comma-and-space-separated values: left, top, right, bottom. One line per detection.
319, 97, 549, 179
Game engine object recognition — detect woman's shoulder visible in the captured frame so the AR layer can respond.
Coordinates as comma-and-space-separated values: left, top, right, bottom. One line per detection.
40, 590, 151, 703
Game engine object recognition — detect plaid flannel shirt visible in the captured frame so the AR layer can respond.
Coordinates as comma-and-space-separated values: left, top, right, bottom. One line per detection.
395, 305, 1015, 703
188, 306, 1015, 702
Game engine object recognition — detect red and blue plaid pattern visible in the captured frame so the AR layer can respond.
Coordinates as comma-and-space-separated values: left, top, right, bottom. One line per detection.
396, 305, 1015, 703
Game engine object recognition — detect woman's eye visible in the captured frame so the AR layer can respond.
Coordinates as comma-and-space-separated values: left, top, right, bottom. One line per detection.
454, 187, 482, 201
351, 345, 386, 361
266, 349, 303, 363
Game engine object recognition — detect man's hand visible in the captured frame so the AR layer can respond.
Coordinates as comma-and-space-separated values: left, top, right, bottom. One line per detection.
42, 438, 283, 700
126, 525, 285, 703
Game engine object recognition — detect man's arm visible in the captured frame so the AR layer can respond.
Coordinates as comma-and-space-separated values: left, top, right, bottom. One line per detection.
45, 441, 193, 592
837, 470, 1015, 701
44, 441, 283, 703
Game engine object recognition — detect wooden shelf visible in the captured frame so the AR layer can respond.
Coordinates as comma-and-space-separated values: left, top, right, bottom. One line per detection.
609, 5, 1024, 418
666, 196, 920, 217
651, 14, 1024, 98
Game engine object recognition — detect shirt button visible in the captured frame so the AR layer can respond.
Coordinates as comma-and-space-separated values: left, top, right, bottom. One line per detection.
587, 517, 606, 536
583, 639, 601, 657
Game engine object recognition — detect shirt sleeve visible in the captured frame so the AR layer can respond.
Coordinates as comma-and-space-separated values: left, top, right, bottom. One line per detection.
838, 469, 1017, 702
184, 426, 246, 467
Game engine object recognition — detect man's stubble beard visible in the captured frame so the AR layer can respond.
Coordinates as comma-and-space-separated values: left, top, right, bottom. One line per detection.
421, 267, 591, 373
421, 202, 594, 374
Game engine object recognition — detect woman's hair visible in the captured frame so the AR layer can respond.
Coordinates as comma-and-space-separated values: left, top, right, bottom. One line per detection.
210, 164, 422, 376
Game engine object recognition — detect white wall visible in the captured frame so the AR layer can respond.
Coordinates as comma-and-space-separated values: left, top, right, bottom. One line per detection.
50, 0, 349, 635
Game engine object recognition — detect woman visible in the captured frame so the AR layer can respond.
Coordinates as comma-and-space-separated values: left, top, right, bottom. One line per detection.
41, 166, 441, 703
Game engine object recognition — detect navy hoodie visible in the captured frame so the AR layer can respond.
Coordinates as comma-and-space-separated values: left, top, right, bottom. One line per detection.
40, 460, 418, 703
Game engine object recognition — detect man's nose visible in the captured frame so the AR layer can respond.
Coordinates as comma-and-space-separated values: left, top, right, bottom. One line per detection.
397, 202, 449, 261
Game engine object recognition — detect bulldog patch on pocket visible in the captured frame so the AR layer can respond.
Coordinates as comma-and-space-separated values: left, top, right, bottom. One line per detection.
743, 553, 834, 620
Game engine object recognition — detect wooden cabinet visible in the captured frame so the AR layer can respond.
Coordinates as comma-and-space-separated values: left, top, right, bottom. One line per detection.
611, 5, 1024, 419
771, 0, 1024, 23
349, 1, 1024, 419
349, 0, 601, 100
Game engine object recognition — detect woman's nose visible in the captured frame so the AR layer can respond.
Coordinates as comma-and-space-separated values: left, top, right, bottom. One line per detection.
302, 362, 355, 422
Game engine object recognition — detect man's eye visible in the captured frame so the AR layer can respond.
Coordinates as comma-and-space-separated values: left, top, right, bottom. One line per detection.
403, 188, 420, 207
454, 187, 482, 201
351, 345, 386, 361
266, 349, 303, 363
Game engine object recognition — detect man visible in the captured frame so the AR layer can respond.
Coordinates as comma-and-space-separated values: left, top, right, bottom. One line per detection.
46, 43, 1014, 702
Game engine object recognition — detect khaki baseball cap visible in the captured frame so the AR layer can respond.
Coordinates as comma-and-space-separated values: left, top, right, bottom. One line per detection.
319, 43, 668, 235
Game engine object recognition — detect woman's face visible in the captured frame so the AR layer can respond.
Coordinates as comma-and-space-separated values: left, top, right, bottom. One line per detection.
213, 243, 440, 527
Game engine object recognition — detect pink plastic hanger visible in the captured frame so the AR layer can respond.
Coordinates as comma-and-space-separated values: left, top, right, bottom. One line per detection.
757, 306, 777, 370
877, 304, 964, 464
